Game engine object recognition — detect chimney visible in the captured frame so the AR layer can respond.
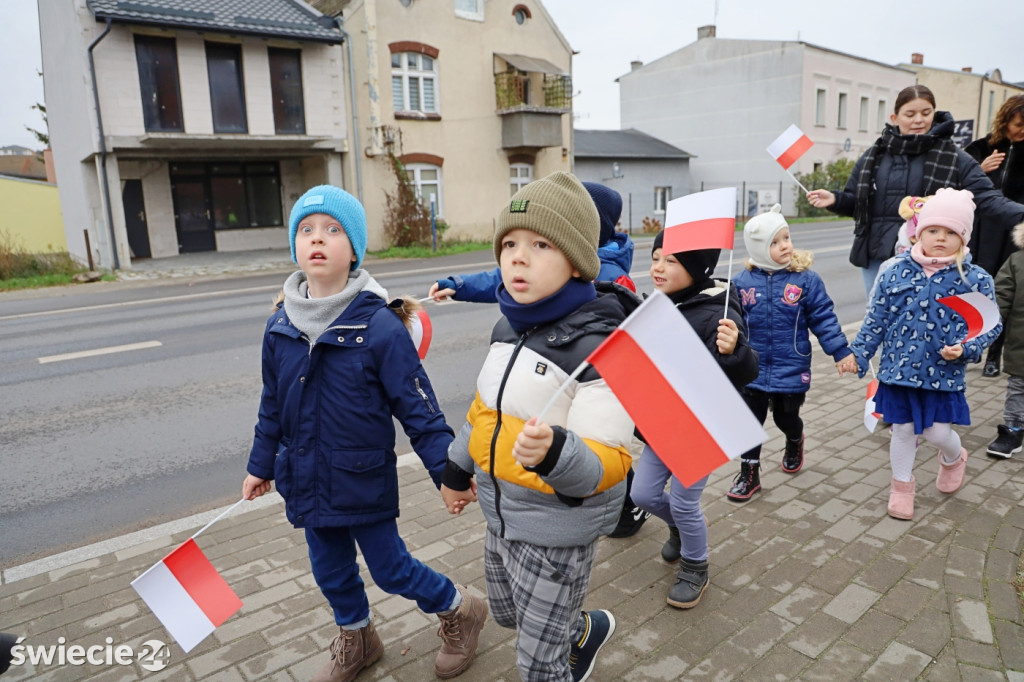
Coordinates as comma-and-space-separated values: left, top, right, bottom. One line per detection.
697, 25, 716, 40
911, 53, 923, 65
630, 60, 644, 71
962, 66, 972, 73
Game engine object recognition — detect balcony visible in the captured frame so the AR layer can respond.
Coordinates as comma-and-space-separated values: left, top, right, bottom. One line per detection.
494, 53, 571, 149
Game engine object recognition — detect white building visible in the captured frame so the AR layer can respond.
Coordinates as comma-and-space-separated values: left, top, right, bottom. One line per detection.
40, 0, 348, 269
618, 26, 915, 215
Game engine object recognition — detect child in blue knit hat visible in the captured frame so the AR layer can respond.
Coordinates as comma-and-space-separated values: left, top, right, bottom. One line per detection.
242, 184, 486, 681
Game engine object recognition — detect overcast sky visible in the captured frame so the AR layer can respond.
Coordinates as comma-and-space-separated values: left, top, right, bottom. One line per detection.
2, 0, 1021, 150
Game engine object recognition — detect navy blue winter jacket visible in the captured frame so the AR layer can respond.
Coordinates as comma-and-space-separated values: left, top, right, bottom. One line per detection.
246, 291, 454, 528
733, 266, 852, 393
442, 232, 636, 302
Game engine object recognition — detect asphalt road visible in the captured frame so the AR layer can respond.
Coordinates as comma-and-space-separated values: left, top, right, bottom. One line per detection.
0, 220, 858, 567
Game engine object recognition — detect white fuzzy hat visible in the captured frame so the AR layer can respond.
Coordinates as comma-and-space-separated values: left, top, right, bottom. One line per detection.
743, 204, 789, 271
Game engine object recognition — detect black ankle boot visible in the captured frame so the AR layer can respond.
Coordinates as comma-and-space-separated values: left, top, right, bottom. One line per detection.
667, 557, 709, 609
661, 526, 681, 563
782, 433, 804, 473
727, 462, 761, 502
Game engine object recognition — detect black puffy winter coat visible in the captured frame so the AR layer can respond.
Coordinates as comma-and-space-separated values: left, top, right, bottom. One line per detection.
964, 136, 1024, 275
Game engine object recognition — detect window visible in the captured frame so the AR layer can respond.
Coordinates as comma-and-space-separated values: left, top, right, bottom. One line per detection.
455, 0, 483, 20
513, 5, 531, 24
654, 187, 671, 213
204, 162, 283, 229
814, 88, 826, 126
206, 43, 247, 133
837, 93, 848, 129
877, 99, 887, 132
135, 35, 183, 132
268, 48, 305, 134
859, 96, 869, 131
510, 163, 532, 196
813, 162, 823, 173
405, 164, 443, 215
392, 52, 438, 113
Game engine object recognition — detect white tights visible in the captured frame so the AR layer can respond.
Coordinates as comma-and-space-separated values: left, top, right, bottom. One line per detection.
890, 422, 962, 482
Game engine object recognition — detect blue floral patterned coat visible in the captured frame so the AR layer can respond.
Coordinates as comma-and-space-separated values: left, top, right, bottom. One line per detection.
850, 251, 1001, 392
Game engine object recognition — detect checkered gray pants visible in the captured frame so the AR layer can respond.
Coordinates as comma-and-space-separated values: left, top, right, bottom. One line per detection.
484, 528, 595, 682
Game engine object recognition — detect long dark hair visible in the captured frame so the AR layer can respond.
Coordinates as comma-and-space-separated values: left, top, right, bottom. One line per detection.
988, 95, 1024, 146
894, 85, 936, 114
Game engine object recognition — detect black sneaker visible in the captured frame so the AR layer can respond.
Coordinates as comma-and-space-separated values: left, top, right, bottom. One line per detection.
983, 360, 1001, 377
608, 500, 651, 538
726, 462, 761, 502
666, 557, 709, 609
781, 434, 804, 473
569, 610, 616, 682
660, 526, 681, 564
987, 425, 1024, 459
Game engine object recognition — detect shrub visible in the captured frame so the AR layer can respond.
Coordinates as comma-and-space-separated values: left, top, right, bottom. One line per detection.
793, 159, 856, 217
382, 153, 433, 248
641, 216, 663, 234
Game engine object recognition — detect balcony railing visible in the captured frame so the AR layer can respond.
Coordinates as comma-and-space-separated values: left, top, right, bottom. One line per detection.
495, 72, 571, 113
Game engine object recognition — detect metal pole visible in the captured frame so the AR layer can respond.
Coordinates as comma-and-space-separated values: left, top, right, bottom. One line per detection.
741, 181, 746, 217
84, 230, 94, 271
628, 193, 632, 234
430, 195, 437, 252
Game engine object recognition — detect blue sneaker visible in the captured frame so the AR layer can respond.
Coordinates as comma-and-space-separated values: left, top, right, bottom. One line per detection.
568, 610, 616, 682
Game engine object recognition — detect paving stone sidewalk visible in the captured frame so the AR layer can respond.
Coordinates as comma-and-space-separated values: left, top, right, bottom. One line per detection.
2, 326, 1023, 681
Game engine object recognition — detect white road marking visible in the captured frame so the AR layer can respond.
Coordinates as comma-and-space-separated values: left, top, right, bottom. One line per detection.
38, 340, 163, 364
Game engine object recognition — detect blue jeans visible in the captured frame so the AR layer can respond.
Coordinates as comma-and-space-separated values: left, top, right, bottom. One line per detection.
306, 520, 457, 627
630, 445, 709, 562
861, 260, 884, 298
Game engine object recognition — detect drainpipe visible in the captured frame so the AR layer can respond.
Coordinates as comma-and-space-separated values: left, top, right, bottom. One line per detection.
87, 17, 120, 270
333, 15, 363, 202
363, 0, 384, 156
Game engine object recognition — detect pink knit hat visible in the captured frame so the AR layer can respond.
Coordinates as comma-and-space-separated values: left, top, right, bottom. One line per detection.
916, 188, 975, 244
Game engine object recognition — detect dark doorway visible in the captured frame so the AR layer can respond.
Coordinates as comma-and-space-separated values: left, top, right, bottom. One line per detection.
171, 180, 216, 252
122, 179, 151, 259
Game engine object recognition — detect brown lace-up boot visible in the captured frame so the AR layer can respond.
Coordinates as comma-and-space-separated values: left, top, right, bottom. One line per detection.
312, 622, 384, 682
435, 585, 487, 679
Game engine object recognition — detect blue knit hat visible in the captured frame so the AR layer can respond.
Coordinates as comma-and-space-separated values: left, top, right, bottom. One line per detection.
582, 182, 622, 246
288, 185, 367, 269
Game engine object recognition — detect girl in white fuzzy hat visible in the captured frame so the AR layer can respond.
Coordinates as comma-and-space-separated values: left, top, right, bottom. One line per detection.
728, 205, 858, 501
849, 188, 1002, 520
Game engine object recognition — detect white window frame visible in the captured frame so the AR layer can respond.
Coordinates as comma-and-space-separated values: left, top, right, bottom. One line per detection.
454, 0, 484, 21
877, 99, 887, 132
654, 186, 671, 214
391, 52, 438, 114
405, 163, 443, 217
510, 163, 533, 196
837, 92, 848, 129
815, 88, 827, 126
858, 96, 869, 132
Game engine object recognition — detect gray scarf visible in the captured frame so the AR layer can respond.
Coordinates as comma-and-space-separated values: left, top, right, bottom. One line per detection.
282, 269, 388, 347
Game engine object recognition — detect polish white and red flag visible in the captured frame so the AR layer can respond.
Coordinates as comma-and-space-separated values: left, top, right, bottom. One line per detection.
409, 308, 433, 359
663, 188, 737, 254
586, 291, 767, 486
864, 378, 882, 433
937, 292, 1001, 342
767, 124, 814, 170
132, 538, 243, 652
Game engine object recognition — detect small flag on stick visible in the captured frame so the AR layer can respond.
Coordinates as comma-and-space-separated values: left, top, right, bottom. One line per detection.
585, 291, 766, 486
937, 292, 1001, 342
663, 188, 737, 255
767, 124, 814, 170
864, 378, 882, 433
409, 308, 433, 359
132, 536, 243, 652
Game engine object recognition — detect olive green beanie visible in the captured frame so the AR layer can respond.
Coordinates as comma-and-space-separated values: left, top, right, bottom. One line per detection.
493, 171, 601, 281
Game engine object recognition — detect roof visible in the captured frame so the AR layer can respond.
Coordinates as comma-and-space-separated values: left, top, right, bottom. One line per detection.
0, 155, 47, 180
85, 0, 343, 44
495, 53, 567, 76
573, 129, 693, 159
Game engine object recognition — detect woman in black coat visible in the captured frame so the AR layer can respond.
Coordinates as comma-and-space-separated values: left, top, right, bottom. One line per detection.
965, 94, 1024, 376
807, 85, 1024, 298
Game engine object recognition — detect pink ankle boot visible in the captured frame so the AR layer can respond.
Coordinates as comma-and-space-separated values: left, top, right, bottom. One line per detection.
888, 477, 915, 520
936, 448, 969, 494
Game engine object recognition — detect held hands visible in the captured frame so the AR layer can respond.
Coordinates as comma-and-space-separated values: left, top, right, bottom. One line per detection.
513, 416, 554, 467
940, 344, 964, 361
441, 481, 477, 515
806, 190, 836, 209
242, 474, 271, 500
836, 355, 858, 376
428, 281, 456, 302
980, 150, 1006, 174
717, 318, 739, 355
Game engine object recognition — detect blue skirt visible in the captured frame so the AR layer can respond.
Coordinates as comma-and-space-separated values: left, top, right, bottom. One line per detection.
874, 383, 970, 434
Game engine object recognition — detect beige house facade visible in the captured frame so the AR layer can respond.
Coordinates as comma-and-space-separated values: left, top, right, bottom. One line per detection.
619, 27, 915, 215
314, 0, 574, 248
899, 55, 1024, 145
40, 0, 348, 269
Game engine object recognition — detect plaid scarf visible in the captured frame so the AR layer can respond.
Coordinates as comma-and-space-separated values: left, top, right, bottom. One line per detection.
853, 121, 960, 238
